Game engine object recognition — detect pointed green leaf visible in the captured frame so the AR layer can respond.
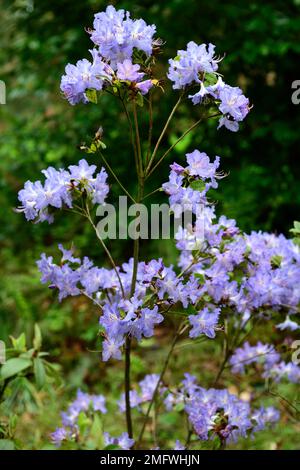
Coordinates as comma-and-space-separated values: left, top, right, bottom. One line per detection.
85, 89, 98, 104
33, 357, 46, 389
33, 323, 42, 350
9, 333, 26, 352
1, 358, 32, 380
136, 92, 144, 107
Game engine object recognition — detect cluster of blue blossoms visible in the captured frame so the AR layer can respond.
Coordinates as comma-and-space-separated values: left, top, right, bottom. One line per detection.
51, 389, 135, 450
60, 5, 249, 132
230, 342, 300, 383
51, 389, 107, 447
52, 374, 279, 448
17, 159, 108, 223
116, 373, 279, 446
168, 42, 250, 131
60, 5, 155, 105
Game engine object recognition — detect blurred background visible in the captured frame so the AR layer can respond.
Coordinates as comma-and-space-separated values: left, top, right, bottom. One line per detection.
0, 0, 300, 449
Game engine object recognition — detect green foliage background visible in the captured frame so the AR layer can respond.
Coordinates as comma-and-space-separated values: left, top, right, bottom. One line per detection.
0, 0, 300, 449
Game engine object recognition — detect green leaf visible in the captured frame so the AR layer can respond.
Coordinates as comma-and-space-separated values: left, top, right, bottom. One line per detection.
86, 414, 104, 450
9, 333, 26, 352
271, 255, 282, 268
0, 358, 32, 380
33, 357, 46, 389
186, 304, 198, 315
99, 141, 106, 150
174, 402, 185, 412
204, 72, 218, 86
190, 180, 206, 192
85, 89, 98, 104
194, 273, 206, 284
290, 221, 300, 235
0, 439, 15, 450
135, 92, 144, 107
77, 411, 90, 435
33, 323, 42, 350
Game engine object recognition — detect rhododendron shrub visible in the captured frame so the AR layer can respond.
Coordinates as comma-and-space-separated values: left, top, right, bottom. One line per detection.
17, 6, 299, 450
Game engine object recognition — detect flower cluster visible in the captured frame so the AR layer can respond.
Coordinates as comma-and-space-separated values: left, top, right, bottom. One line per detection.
171, 375, 279, 443
162, 149, 221, 217
104, 432, 135, 450
61, 6, 155, 104
37, 249, 167, 358
230, 342, 280, 374
189, 307, 221, 339
168, 42, 221, 89
61, 6, 251, 134
168, 42, 250, 131
51, 389, 106, 447
117, 374, 163, 412
119, 374, 280, 445
17, 159, 108, 223
168, 153, 300, 330
230, 342, 300, 384
90, 6, 156, 66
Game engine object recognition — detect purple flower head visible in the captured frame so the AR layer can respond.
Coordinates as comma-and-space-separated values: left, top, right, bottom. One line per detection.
102, 337, 124, 361
168, 42, 221, 90
188, 82, 209, 105
117, 432, 135, 450
217, 85, 249, 131
174, 440, 185, 450
104, 432, 134, 450
117, 390, 141, 412
91, 394, 107, 413
60, 50, 111, 105
90, 6, 155, 68
136, 79, 153, 95
17, 180, 44, 221
72, 389, 92, 412
218, 116, 239, 132
189, 307, 220, 339
170, 162, 185, 174
58, 244, 81, 264
162, 170, 184, 196
140, 306, 164, 337
139, 374, 160, 402
17, 161, 108, 224
186, 150, 220, 179
117, 59, 144, 82
230, 342, 280, 374
92, 168, 109, 204
251, 407, 280, 435
69, 159, 96, 181
51, 427, 69, 447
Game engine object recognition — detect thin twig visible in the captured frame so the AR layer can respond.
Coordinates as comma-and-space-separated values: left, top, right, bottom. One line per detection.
98, 150, 136, 203
84, 204, 125, 298
137, 322, 188, 447
146, 112, 221, 179
145, 93, 184, 175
